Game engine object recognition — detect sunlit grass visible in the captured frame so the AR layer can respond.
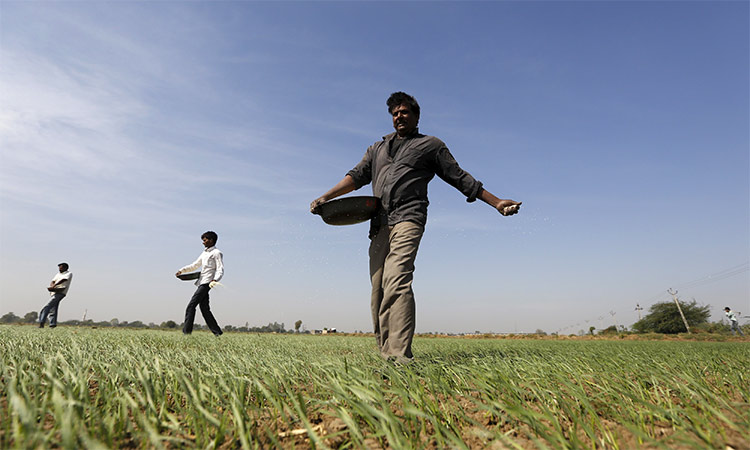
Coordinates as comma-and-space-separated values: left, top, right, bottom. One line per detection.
1, 326, 747, 449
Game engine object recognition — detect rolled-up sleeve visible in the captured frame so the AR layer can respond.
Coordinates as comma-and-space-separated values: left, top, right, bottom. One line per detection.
346, 146, 375, 190
434, 146, 483, 202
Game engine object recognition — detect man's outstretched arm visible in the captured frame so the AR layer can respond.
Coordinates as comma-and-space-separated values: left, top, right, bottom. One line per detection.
478, 188, 521, 216
310, 175, 357, 214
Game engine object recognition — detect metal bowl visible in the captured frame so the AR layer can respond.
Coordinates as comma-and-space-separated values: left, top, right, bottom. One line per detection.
177, 272, 201, 281
317, 196, 380, 226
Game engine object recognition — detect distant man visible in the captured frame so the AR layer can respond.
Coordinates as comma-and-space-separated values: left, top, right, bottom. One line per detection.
311, 92, 521, 363
724, 307, 744, 336
39, 262, 72, 328
176, 231, 224, 336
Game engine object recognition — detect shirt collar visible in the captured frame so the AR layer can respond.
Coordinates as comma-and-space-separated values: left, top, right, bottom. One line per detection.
384, 128, 419, 141
204, 246, 215, 252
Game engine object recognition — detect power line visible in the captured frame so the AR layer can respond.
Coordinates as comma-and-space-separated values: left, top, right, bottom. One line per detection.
639, 261, 748, 308
673, 262, 749, 290
556, 261, 749, 334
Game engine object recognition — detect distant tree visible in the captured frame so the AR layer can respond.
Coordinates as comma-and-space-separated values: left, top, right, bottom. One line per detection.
244, 322, 291, 333
23, 311, 39, 324
534, 329, 547, 336
601, 325, 618, 335
589, 326, 596, 336
110, 318, 119, 327
632, 299, 710, 334
0, 312, 20, 323
161, 320, 177, 329
295, 320, 302, 333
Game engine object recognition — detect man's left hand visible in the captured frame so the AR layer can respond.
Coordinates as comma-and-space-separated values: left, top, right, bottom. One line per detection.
497, 200, 521, 216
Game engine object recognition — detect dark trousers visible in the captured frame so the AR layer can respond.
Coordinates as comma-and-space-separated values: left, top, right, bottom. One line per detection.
40, 293, 65, 327
183, 284, 223, 335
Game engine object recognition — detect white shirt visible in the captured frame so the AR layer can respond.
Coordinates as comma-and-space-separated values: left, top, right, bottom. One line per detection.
180, 246, 224, 286
51, 271, 72, 296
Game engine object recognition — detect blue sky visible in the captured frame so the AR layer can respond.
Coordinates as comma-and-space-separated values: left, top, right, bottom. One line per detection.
1, 1, 747, 334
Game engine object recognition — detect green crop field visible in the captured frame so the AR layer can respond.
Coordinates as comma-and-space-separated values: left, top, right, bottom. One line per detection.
1, 326, 748, 449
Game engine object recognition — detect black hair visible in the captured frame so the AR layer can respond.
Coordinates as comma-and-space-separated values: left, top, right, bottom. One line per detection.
724, 307, 731, 310
58, 262, 69, 271
202, 231, 218, 242
387, 92, 420, 118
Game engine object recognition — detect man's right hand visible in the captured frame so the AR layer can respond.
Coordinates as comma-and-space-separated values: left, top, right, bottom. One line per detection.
310, 197, 327, 215
175, 271, 183, 277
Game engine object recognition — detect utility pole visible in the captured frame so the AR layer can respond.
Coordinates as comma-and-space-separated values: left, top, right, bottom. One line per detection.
668, 288, 690, 333
635, 304, 643, 320
82, 309, 87, 322
610, 310, 619, 333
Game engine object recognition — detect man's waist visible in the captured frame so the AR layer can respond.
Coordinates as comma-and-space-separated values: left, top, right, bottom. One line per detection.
385, 202, 427, 223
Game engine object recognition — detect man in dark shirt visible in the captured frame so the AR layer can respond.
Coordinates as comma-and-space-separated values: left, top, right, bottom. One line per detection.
311, 92, 521, 362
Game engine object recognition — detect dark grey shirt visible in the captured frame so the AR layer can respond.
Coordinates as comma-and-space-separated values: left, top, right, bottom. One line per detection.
347, 129, 483, 237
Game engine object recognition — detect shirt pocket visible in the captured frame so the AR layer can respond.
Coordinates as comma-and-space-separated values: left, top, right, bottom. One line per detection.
397, 144, 430, 170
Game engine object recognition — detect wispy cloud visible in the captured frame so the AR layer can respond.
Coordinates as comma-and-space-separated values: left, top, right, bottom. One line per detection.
0, 4, 313, 241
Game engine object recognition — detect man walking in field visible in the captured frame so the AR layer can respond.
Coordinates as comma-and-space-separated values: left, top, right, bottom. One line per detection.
176, 231, 224, 336
39, 262, 72, 328
311, 92, 521, 363
724, 307, 744, 336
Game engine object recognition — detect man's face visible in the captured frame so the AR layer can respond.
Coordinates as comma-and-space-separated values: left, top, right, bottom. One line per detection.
202, 237, 215, 248
58, 265, 65, 273
391, 104, 418, 137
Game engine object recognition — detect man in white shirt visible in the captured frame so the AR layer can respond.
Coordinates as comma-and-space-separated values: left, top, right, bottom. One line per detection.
39, 262, 72, 328
724, 307, 745, 336
175, 231, 224, 335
